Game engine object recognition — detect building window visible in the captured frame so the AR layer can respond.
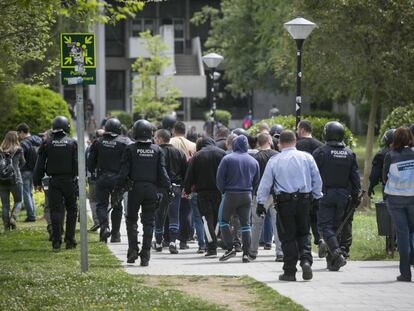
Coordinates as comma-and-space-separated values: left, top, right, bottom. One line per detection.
106, 70, 125, 112
105, 22, 125, 57
132, 18, 155, 37
173, 19, 185, 54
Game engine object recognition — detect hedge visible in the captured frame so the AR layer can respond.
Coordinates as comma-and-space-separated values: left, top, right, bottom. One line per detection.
204, 109, 232, 127
379, 104, 414, 145
249, 115, 355, 147
109, 110, 133, 128
0, 84, 72, 139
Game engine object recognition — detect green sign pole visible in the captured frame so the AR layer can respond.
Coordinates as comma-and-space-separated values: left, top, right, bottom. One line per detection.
60, 33, 96, 273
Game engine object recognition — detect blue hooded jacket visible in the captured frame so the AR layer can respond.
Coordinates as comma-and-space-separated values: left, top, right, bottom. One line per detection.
216, 135, 260, 193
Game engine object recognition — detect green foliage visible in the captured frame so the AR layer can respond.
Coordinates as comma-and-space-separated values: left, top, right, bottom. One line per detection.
379, 104, 414, 144
305, 110, 350, 128
109, 110, 133, 128
249, 115, 355, 147
0, 84, 72, 139
131, 31, 181, 121
204, 109, 232, 127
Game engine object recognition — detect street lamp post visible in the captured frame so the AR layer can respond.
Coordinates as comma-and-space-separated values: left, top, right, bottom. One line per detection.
202, 52, 223, 136
284, 17, 316, 130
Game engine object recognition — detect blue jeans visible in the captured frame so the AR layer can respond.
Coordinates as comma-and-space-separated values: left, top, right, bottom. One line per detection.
260, 211, 273, 244
191, 193, 206, 248
0, 183, 23, 221
386, 195, 414, 279
21, 170, 36, 220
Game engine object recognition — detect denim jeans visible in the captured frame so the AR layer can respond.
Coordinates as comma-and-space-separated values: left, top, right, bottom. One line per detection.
191, 193, 206, 248
21, 170, 36, 220
0, 183, 23, 221
386, 195, 414, 279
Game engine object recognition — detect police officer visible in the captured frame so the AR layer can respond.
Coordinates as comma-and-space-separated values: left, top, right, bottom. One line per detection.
87, 118, 131, 243
256, 130, 322, 281
270, 124, 284, 151
313, 121, 361, 271
153, 129, 187, 254
118, 120, 171, 266
368, 129, 395, 198
34, 116, 78, 251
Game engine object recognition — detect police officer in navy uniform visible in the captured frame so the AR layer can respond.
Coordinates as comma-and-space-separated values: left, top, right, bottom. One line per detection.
34, 116, 78, 251
118, 120, 171, 266
313, 121, 361, 271
87, 118, 131, 243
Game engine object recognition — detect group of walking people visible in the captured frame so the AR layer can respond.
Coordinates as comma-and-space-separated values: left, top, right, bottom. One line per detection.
1, 114, 413, 282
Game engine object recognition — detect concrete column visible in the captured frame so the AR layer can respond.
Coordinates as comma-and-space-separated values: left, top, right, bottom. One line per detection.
89, 22, 106, 125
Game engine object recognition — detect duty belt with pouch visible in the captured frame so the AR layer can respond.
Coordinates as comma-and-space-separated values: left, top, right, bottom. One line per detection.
276, 191, 311, 203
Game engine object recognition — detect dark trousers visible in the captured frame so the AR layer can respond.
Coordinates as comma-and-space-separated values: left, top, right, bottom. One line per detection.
310, 200, 321, 245
96, 174, 123, 234
318, 188, 349, 254
154, 186, 181, 244
277, 198, 312, 275
49, 177, 77, 244
219, 192, 252, 253
126, 182, 157, 252
179, 197, 193, 243
197, 190, 222, 251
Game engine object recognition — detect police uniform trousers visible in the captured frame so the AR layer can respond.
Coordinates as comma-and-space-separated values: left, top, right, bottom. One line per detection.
96, 173, 123, 234
48, 176, 77, 244
126, 182, 158, 253
277, 195, 312, 275
318, 188, 349, 262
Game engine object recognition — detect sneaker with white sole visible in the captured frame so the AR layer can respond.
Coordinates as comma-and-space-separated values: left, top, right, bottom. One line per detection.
219, 249, 236, 262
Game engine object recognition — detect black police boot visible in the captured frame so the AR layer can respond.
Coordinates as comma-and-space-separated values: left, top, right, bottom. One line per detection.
52, 240, 61, 252
65, 239, 77, 250
139, 249, 151, 267
2, 216, 10, 231
318, 239, 328, 258
329, 251, 346, 271
110, 231, 121, 243
278, 273, 296, 282
100, 227, 111, 243
47, 224, 53, 241
301, 261, 313, 281
127, 248, 139, 264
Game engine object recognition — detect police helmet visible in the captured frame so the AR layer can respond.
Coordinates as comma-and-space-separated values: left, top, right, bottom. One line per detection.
232, 128, 248, 137
104, 118, 122, 136
133, 119, 153, 143
52, 116, 70, 134
162, 114, 177, 131
324, 121, 345, 142
270, 124, 284, 138
382, 129, 395, 147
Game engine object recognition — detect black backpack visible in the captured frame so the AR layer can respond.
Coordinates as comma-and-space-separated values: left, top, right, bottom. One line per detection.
0, 151, 16, 186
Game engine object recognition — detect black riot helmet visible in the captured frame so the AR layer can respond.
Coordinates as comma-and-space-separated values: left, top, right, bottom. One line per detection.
270, 124, 284, 138
133, 119, 153, 143
382, 129, 395, 147
324, 121, 345, 142
52, 116, 70, 134
162, 114, 177, 131
104, 118, 122, 136
232, 128, 248, 137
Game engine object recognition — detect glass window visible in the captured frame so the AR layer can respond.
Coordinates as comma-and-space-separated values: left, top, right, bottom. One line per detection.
105, 22, 125, 57
144, 19, 155, 35
131, 19, 143, 37
106, 70, 125, 111
132, 19, 155, 37
174, 20, 184, 38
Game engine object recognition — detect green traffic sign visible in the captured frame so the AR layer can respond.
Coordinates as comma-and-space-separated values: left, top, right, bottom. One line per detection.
60, 33, 96, 85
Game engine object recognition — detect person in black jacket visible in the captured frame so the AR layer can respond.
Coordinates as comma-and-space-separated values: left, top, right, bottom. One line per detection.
184, 137, 226, 257
16, 123, 42, 222
215, 127, 229, 151
118, 120, 171, 266
153, 129, 187, 254
34, 116, 78, 252
87, 118, 132, 243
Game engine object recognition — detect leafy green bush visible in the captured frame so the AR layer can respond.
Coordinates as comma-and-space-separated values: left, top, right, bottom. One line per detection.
249, 115, 355, 147
204, 109, 232, 127
379, 104, 414, 145
305, 110, 351, 127
109, 110, 133, 128
0, 84, 72, 139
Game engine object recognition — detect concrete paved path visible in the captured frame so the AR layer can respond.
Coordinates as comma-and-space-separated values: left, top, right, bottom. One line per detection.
105, 218, 413, 311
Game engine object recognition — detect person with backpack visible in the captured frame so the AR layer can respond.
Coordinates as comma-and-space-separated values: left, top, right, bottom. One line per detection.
0, 131, 26, 231
16, 123, 42, 222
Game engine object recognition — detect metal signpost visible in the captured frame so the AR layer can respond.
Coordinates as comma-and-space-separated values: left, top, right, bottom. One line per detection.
60, 33, 96, 273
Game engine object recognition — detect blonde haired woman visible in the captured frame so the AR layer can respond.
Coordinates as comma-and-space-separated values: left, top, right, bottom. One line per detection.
0, 131, 25, 230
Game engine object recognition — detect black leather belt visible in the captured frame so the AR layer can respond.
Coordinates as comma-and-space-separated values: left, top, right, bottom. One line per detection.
276, 192, 311, 202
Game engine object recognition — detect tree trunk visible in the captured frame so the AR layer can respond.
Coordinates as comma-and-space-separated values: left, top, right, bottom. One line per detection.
361, 87, 379, 209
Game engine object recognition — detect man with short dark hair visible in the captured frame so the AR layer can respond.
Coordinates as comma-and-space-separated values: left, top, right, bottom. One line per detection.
296, 120, 326, 257
16, 123, 42, 222
215, 127, 230, 151
257, 130, 322, 281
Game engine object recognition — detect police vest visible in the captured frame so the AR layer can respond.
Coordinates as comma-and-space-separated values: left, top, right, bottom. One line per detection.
45, 134, 76, 176
96, 135, 129, 174
129, 143, 161, 183
317, 144, 354, 189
